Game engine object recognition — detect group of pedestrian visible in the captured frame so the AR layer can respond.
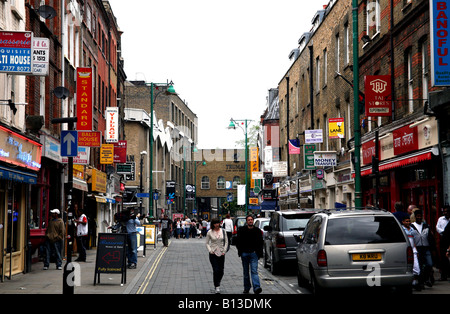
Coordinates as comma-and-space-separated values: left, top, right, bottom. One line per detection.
205, 214, 263, 294
394, 201, 450, 291
43, 205, 89, 270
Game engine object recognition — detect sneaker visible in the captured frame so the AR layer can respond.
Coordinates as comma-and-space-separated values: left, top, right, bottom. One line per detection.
57, 266, 62, 270
128, 263, 136, 269
215, 287, 220, 294
254, 287, 262, 294
43, 266, 48, 270
243, 290, 249, 294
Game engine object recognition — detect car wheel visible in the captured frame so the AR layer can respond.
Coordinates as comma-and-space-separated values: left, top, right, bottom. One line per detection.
297, 265, 307, 287
309, 268, 322, 295
263, 249, 269, 268
270, 250, 280, 275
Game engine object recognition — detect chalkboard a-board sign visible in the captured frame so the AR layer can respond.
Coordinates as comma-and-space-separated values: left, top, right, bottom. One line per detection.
94, 233, 127, 286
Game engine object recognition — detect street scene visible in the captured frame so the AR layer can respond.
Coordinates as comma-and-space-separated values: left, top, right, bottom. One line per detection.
1, 0, 450, 308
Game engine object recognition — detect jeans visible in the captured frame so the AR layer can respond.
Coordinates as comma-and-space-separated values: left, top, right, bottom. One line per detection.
44, 239, 63, 267
185, 228, 190, 239
241, 252, 261, 292
209, 254, 225, 287
76, 235, 87, 261
127, 232, 138, 265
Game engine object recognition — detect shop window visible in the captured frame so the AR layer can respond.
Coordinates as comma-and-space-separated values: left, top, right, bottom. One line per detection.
6, 182, 22, 253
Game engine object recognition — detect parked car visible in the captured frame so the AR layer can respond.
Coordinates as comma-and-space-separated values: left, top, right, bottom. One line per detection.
254, 217, 270, 240
263, 210, 316, 274
296, 208, 414, 294
230, 216, 247, 245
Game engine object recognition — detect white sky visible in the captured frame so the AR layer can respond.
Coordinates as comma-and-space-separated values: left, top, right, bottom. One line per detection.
107, 0, 325, 149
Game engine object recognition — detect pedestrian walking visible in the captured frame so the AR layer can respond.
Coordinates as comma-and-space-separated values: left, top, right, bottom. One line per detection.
185, 216, 191, 239
402, 215, 421, 290
222, 214, 233, 251
436, 205, 450, 281
126, 209, 141, 269
160, 214, 172, 247
74, 206, 88, 262
201, 219, 208, 238
236, 215, 263, 294
393, 201, 409, 223
205, 218, 228, 294
411, 209, 436, 288
43, 209, 65, 270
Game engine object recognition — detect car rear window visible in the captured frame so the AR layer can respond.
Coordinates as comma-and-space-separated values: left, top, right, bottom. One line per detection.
325, 216, 406, 245
236, 219, 246, 228
281, 213, 315, 231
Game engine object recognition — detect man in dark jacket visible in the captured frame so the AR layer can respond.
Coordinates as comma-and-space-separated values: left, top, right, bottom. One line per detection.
236, 215, 263, 294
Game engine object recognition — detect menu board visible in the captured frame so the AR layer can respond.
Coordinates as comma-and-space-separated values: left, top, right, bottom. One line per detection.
94, 233, 127, 286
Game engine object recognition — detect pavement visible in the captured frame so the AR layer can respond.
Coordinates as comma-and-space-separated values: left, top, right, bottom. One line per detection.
1, 236, 450, 297
0, 236, 297, 295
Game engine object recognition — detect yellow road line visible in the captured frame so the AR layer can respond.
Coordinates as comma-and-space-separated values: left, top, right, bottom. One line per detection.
136, 243, 169, 294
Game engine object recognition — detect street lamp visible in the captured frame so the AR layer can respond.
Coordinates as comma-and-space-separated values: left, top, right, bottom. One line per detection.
149, 82, 176, 218
139, 151, 147, 215
227, 118, 251, 215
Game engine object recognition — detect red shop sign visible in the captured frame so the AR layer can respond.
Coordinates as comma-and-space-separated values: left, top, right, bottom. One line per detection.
364, 75, 392, 117
393, 125, 418, 155
76, 67, 93, 131
362, 140, 379, 166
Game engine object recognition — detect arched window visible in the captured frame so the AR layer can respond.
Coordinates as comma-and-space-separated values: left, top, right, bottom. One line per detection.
217, 176, 225, 189
232, 176, 241, 189
201, 176, 210, 189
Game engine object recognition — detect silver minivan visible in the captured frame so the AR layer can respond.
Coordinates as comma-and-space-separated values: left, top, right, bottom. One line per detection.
296, 209, 414, 294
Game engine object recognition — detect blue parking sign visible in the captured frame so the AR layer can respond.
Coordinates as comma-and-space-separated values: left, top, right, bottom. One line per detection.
60, 130, 78, 157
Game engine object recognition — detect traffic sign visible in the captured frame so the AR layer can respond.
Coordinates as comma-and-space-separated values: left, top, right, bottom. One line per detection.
60, 130, 78, 157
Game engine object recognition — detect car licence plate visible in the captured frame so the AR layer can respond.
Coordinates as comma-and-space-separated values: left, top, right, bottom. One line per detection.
352, 253, 382, 261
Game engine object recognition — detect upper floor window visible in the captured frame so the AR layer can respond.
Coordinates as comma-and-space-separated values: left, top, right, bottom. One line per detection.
233, 176, 241, 189
201, 176, 210, 189
366, 0, 381, 38
217, 176, 225, 189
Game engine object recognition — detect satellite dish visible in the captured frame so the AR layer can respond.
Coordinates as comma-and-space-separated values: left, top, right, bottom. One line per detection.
37, 5, 57, 19
53, 86, 70, 100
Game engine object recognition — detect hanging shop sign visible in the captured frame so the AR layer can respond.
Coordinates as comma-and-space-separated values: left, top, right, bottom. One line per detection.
32, 37, 49, 76
328, 118, 345, 139
62, 146, 90, 165
113, 140, 127, 163
272, 161, 288, 177
100, 144, 114, 164
304, 144, 316, 170
305, 129, 323, 143
106, 107, 119, 143
0, 125, 41, 171
314, 151, 337, 167
0, 31, 32, 74
289, 139, 301, 154
76, 67, 93, 131
78, 131, 101, 147
430, 0, 450, 86
364, 75, 392, 116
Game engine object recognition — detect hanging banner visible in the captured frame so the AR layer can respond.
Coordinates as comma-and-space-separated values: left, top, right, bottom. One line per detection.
430, 0, 450, 86
364, 75, 392, 116
329, 118, 345, 139
76, 67, 93, 131
289, 139, 301, 154
106, 107, 119, 142
305, 129, 323, 143
249, 147, 258, 188
237, 184, 246, 205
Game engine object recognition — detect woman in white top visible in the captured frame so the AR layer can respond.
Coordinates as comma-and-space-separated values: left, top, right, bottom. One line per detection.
206, 218, 228, 294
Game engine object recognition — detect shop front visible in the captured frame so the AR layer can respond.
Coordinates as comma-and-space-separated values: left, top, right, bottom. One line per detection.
360, 115, 442, 227
0, 125, 41, 280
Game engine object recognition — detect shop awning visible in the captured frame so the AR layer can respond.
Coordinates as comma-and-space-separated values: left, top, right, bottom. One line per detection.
0, 165, 37, 184
359, 149, 434, 177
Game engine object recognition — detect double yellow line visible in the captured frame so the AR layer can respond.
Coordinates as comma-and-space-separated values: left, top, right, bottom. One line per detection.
136, 243, 169, 294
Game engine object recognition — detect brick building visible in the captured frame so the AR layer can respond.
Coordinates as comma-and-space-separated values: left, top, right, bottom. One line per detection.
194, 148, 247, 219
124, 80, 198, 218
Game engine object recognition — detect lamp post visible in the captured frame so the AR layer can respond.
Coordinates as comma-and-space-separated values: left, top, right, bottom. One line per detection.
352, 0, 363, 207
148, 82, 176, 218
227, 118, 251, 215
139, 151, 147, 215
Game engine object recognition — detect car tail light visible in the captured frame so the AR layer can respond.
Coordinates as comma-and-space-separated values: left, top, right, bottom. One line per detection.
407, 246, 414, 265
275, 234, 286, 248
317, 250, 327, 267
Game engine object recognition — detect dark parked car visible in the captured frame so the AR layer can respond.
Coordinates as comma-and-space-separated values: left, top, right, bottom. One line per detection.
263, 210, 317, 274
230, 216, 247, 245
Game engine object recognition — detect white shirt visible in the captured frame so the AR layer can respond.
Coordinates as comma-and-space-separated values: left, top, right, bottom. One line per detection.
222, 218, 233, 232
436, 216, 450, 235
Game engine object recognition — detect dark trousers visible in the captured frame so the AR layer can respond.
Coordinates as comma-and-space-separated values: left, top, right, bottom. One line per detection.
162, 229, 170, 246
209, 254, 225, 288
76, 236, 87, 261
